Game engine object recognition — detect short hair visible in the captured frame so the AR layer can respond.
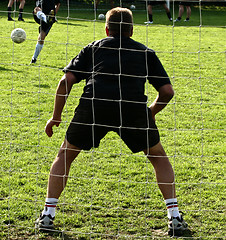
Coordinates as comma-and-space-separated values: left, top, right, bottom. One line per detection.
105, 7, 133, 37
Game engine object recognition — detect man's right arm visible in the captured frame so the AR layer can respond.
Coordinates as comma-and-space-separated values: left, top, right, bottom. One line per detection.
55, 2, 60, 14
45, 71, 77, 137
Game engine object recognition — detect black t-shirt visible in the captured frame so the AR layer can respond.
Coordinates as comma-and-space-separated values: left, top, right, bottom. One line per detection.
64, 36, 171, 105
35, 0, 61, 14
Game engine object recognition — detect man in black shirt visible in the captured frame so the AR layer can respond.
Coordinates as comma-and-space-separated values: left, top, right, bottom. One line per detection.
30, 0, 61, 64
35, 7, 188, 236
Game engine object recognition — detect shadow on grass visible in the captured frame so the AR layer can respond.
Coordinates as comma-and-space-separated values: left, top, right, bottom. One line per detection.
33, 84, 50, 89
39, 228, 89, 240
181, 228, 195, 238
0, 66, 12, 71
0, 65, 23, 72
59, 22, 89, 27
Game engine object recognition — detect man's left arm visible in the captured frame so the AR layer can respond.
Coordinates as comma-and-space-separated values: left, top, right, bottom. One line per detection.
149, 84, 174, 120
147, 51, 174, 119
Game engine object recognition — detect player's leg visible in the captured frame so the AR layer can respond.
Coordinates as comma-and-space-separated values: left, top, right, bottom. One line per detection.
144, 142, 175, 200
184, 5, 191, 21
47, 139, 81, 199
174, 3, 184, 22
144, 142, 188, 236
163, 3, 172, 21
30, 30, 46, 64
18, 0, 25, 21
145, 4, 153, 24
35, 139, 81, 230
31, 7, 49, 64
95, 0, 100, 10
19, 0, 25, 8
8, 0, 14, 7
179, 4, 184, 17
34, 6, 47, 23
7, 0, 15, 21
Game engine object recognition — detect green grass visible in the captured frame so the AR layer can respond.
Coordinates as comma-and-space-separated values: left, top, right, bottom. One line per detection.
0, 1, 225, 239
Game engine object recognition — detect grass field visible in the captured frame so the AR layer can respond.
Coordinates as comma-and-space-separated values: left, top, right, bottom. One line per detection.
0, 1, 225, 239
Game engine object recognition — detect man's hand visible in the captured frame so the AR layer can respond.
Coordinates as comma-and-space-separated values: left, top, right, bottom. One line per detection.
45, 118, 61, 137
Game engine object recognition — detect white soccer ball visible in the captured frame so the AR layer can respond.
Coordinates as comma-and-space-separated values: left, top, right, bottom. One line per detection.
98, 13, 105, 20
130, 5, 136, 10
11, 28, 26, 44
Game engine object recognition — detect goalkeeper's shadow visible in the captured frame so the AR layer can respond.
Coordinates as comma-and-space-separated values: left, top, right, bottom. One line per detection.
182, 228, 195, 238
59, 22, 89, 27
38, 229, 76, 239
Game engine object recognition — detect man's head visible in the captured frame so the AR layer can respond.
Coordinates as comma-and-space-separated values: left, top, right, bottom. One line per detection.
105, 7, 133, 37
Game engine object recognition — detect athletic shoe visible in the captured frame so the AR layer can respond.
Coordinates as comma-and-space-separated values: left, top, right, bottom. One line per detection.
169, 18, 173, 21
144, 21, 153, 24
184, 18, 190, 22
174, 18, 181, 22
18, 17, 25, 22
168, 215, 188, 236
8, 17, 14, 21
35, 214, 55, 230
30, 58, 37, 64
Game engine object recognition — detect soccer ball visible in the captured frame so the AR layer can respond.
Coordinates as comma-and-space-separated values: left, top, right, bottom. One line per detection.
98, 14, 105, 20
130, 5, 136, 10
11, 28, 26, 44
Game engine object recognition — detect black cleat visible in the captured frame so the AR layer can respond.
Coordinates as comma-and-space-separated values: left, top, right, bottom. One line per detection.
35, 214, 55, 230
18, 17, 25, 22
168, 215, 188, 236
30, 58, 37, 64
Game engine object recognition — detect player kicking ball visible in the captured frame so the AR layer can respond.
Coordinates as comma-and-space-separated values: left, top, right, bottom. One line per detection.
30, 0, 61, 64
35, 7, 188, 237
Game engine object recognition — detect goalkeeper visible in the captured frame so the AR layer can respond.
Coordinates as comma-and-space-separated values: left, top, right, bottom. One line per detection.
36, 7, 188, 237
30, 0, 61, 64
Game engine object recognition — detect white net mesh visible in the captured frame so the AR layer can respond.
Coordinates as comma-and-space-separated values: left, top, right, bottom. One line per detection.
0, 0, 225, 239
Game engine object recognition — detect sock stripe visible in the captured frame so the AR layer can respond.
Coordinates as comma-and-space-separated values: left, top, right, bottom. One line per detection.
166, 202, 177, 206
166, 202, 178, 209
167, 204, 178, 209
45, 204, 56, 208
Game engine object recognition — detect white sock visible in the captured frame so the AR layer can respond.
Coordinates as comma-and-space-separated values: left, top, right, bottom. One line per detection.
33, 42, 43, 60
165, 198, 181, 219
37, 10, 47, 23
42, 198, 58, 218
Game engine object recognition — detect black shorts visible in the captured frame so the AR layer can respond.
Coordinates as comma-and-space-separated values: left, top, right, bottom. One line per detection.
148, 1, 166, 6
179, 1, 191, 6
33, 13, 54, 35
66, 100, 160, 153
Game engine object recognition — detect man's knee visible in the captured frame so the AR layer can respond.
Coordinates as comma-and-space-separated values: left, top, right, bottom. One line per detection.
143, 141, 166, 158
34, 6, 41, 14
59, 139, 81, 157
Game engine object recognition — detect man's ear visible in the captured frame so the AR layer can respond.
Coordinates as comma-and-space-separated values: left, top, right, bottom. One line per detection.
105, 26, 110, 36
130, 26, 133, 37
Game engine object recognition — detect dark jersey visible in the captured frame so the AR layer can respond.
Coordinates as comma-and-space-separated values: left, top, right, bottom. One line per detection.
35, 0, 61, 14
64, 36, 170, 106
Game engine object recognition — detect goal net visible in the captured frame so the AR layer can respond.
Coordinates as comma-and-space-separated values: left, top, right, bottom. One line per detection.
0, 0, 225, 239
